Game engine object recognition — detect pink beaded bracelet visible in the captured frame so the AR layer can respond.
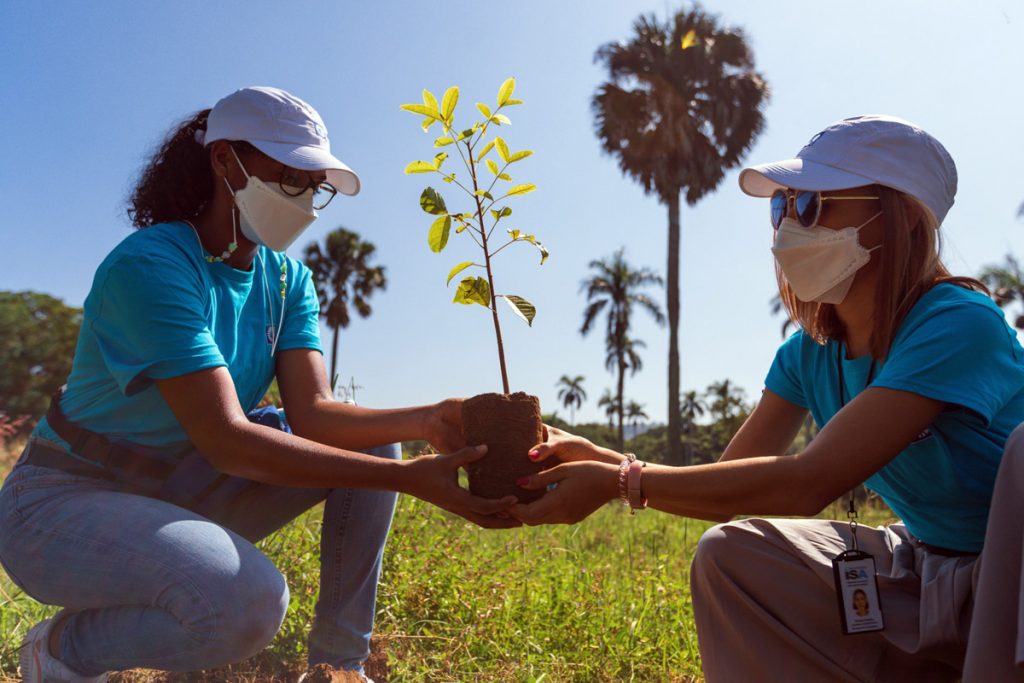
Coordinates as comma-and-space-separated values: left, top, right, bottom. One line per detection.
627, 459, 648, 512
618, 453, 637, 509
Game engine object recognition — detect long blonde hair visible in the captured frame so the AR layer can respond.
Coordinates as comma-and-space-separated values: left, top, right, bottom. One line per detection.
776, 185, 987, 359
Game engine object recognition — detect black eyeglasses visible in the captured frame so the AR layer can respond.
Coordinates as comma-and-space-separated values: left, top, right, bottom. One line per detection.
770, 189, 879, 230
230, 143, 339, 210
278, 168, 338, 210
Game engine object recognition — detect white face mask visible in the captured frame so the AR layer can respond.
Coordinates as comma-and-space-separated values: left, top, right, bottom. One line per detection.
771, 213, 882, 304
224, 148, 318, 252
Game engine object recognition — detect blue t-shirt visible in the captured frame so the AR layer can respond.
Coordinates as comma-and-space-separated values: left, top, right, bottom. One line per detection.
766, 283, 1024, 552
33, 221, 322, 460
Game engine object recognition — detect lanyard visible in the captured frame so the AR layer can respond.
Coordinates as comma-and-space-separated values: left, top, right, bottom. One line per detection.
836, 343, 876, 550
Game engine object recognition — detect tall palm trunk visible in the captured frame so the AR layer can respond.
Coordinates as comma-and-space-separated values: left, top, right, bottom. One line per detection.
616, 355, 626, 452
330, 325, 340, 389
666, 192, 682, 465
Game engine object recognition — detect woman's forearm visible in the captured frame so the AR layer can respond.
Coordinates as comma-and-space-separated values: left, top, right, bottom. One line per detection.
204, 416, 413, 490
288, 398, 431, 451
641, 456, 821, 521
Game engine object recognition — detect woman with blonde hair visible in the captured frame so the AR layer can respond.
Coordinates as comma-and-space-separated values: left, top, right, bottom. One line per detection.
511, 116, 1024, 681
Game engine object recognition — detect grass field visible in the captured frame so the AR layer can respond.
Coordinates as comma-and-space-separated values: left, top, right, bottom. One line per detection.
0, 441, 897, 682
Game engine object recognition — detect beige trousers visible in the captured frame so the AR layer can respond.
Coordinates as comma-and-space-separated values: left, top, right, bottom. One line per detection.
691, 424, 1024, 683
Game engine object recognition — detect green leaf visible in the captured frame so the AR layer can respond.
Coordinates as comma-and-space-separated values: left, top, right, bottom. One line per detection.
455, 224, 467, 234
474, 189, 494, 200
495, 137, 510, 163
420, 187, 448, 215
517, 234, 549, 264
453, 276, 491, 307
498, 206, 512, 218
456, 128, 474, 142
434, 136, 454, 147
476, 140, 495, 162
476, 102, 492, 118
421, 118, 435, 133
498, 172, 512, 181
500, 294, 536, 326
537, 242, 550, 265
422, 89, 439, 111
508, 150, 533, 163
507, 228, 521, 239
497, 78, 516, 106
491, 114, 511, 126
486, 158, 500, 176
405, 161, 436, 174
442, 174, 455, 183
446, 261, 475, 285
434, 152, 449, 168
401, 103, 442, 120
441, 86, 459, 122
506, 183, 536, 196
504, 98, 524, 106
428, 215, 452, 253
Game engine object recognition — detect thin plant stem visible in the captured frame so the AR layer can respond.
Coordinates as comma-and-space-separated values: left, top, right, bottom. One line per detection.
466, 138, 510, 394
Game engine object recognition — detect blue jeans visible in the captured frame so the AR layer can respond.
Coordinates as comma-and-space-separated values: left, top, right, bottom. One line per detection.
0, 428, 399, 676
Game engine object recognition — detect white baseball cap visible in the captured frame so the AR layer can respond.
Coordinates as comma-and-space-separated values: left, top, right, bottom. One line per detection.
738, 115, 956, 227
200, 86, 360, 196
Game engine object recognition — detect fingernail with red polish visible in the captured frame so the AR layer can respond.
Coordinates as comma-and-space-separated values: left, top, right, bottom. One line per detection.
516, 476, 530, 486
528, 450, 539, 460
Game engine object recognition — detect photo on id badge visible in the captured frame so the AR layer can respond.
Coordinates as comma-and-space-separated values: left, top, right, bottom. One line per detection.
832, 550, 884, 634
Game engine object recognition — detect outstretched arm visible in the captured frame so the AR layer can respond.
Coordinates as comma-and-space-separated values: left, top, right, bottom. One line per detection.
511, 388, 943, 525
157, 366, 517, 528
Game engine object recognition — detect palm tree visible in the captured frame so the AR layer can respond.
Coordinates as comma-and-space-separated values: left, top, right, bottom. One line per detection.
581, 248, 665, 451
707, 379, 746, 422
679, 389, 706, 466
556, 375, 587, 426
303, 227, 387, 385
593, 7, 769, 465
598, 389, 620, 430
979, 254, 1024, 330
625, 400, 649, 433
606, 335, 647, 378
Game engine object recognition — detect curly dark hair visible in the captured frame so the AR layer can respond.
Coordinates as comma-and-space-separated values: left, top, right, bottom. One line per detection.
128, 109, 215, 228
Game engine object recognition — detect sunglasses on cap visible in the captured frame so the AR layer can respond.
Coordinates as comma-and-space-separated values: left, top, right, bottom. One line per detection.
770, 189, 879, 230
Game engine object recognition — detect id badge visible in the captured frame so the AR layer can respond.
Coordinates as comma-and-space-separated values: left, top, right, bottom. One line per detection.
831, 549, 884, 635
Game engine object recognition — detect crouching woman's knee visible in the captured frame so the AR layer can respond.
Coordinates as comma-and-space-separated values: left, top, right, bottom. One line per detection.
191, 551, 291, 667
690, 521, 752, 603
220, 564, 289, 660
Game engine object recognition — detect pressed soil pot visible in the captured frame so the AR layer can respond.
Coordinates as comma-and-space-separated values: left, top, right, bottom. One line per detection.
462, 391, 545, 503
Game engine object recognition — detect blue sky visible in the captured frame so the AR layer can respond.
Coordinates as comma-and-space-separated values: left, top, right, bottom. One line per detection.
2, 1, 1023, 425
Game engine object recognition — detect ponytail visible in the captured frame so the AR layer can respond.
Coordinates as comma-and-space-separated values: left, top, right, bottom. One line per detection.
128, 109, 213, 228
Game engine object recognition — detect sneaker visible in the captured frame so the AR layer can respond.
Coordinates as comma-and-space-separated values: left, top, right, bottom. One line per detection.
297, 663, 374, 682
19, 617, 109, 683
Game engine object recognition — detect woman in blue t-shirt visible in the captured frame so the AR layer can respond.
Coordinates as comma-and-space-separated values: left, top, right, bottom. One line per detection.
509, 116, 1024, 681
0, 87, 517, 682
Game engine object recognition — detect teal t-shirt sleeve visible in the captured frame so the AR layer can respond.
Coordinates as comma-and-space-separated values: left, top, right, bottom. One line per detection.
90, 253, 226, 395
276, 260, 323, 354
873, 301, 1024, 423
765, 331, 809, 408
